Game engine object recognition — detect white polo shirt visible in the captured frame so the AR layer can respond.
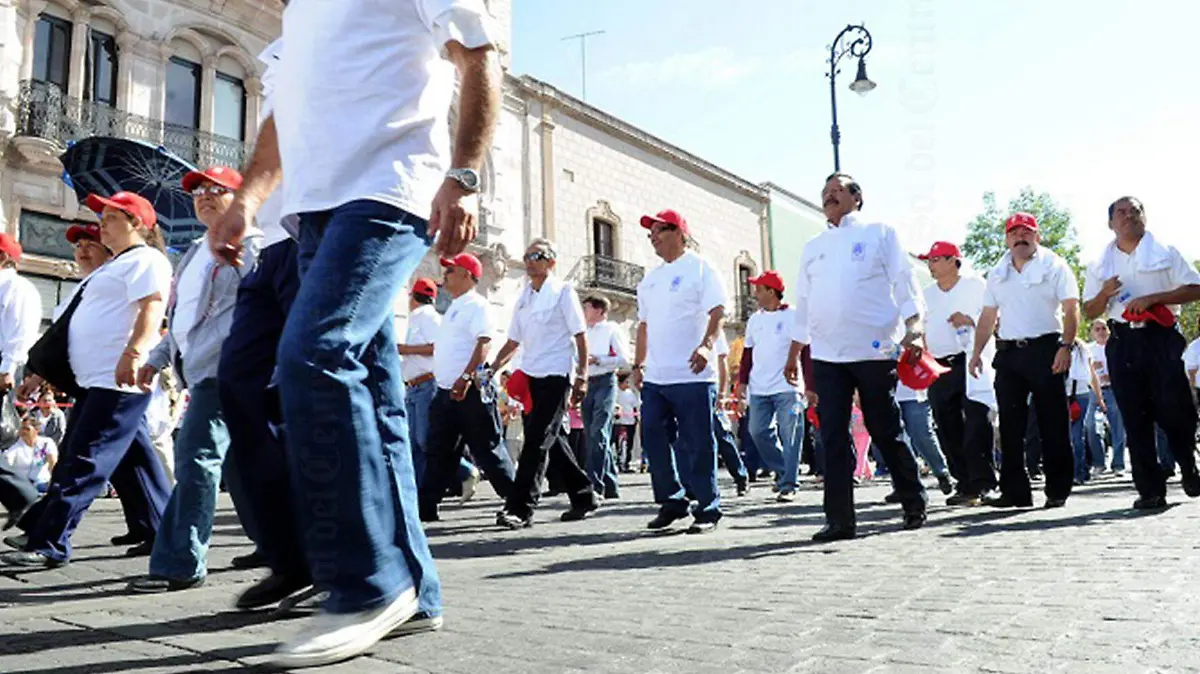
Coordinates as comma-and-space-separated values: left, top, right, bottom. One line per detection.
433, 290, 491, 390
982, 247, 1079, 340
253, 39, 293, 245
0, 267, 43, 375
508, 277, 586, 379
637, 250, 727, 386
1184, 338, 1200, 388
1082, 231, 1200, 323
586, 320, 630, 376
923, 275, 987, 358
401, 303, 440, 382
745, 306, 802, 396
275, 0, 496, 220
791, 213, 923, 363
170, 239, 215, 359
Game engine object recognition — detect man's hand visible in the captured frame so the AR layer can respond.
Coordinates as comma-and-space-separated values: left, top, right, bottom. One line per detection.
784, 361, 799, 386
570, 377, 588, 407
587, 355, 600, 366
429, 180, 477, 256
900, 325, 924, 363
0, 372, 13, 394
1124, 295, 1158, 314
631, 367, 644, 391
688, 344, 711, 374
1101, 276, 1123, 300
115, 352, 143, 388
17, 374, 43, 399
451, 376, 470, 402
948, 312, 975, 329
1052, 346, 1072, 374
1098, 397, 1108, 413
969, 353, 984, 378
804, 390, 819, 408
136, 364, 159, 393
209, 200, 255, 266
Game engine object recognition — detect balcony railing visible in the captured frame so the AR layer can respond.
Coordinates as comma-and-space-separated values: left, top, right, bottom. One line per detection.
569, 255, 644, 296
14, 80, 249, 168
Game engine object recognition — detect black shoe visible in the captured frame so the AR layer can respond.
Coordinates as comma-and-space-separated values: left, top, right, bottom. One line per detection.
230, 550, 267, 569
936, 475, 954, 495
603, 491, 620, 500
1181, 471, 1200, 498
0, 550, 65, 569
496, 510, 533, 529
3, 504, 29, 531
735, 480, 748, 497
982, 493, 1033, 508
124, 539, 154, 557
884, 491, 901, 504
110, 531, 145, 546
1133, 495, 1168, 510
559, 502, 599, 522
902, 511, 927, 530
946, 492, 980, 507
1043, 498, 1067, 509
235, 573, 313, 611
686, 520, 718, 534
646, 509, 688, 530
812, 525, 856, 542
3, 533, 28, 550
128, 575, 205, 593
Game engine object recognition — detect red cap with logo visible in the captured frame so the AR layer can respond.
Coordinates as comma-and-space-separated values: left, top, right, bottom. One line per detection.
440, 253, 483, 279
411, 277, 438, 299
1005, 212, 1038, 233
505, 369, 533, 413
748, 270, 785, 293
917, 241, 962, 260
65, 223, 101, 244
639, 209, 690, 237
1121, 304, 1176, 328
896, 348, 951, 391
85, 191, 157, 229
182, 166, 244, 192
0, 233, 22, 261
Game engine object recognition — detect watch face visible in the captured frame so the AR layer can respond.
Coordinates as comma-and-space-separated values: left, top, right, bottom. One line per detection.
453, 170, 480, 190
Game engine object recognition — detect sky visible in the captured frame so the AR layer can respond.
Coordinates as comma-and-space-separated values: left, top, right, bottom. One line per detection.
510, 0, 1200, 262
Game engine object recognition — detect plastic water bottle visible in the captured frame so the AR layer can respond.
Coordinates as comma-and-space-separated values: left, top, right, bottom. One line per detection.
1117, 290, 1132, 304
956, 325, 973, 350
476, 365, 495, 404
873, 340, 902, 359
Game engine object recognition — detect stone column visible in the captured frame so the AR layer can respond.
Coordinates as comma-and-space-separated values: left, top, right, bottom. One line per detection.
199, 54, 215, 134
243, 75, 261, 140
114, 31, 136, 112
67, 6, 90, 100
17, 0, 49, 82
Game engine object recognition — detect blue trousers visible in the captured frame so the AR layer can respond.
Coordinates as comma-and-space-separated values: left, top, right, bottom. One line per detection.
900, 400, 949, 478
405, 377, 475, 490
748, 391, 804, 491
715, 408, 749, 484
279, 200, 440, 615
640, 381, 721, 523
583, 373, 620, 496
28, 388, 170, 562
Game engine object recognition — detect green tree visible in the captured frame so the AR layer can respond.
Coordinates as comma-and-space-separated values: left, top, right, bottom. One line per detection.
1179, 261, 1200, 342
962, 188, 1085, 285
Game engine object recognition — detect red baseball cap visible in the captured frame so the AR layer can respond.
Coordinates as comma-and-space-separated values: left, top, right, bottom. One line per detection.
65, 223, 101, 244
749, 270, 785, 293
411, 277, 438, 299
85, 191, 157, 229
0, 233, 22, 261
1005, 212, 1038, 233
639, 209, 690, 237
1121, 304, 1176, 328
182, 166, 243, 192
505, 369, 533, 414
896, 348, 951, 391
440, 253, 483, 279
918, 241, 961, 260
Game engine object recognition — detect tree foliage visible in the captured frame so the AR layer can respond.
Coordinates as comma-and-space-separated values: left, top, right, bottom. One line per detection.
962, 188, 1085, 285
1180, 261, 1200, 343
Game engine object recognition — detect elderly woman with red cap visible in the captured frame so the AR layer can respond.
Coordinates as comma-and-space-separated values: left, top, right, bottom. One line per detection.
0, 191, 173, 570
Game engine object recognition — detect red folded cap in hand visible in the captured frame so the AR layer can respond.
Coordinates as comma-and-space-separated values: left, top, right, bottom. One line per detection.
896, 348, 951, 391
1121, 304, 1176, 328
505, 369, 533, 413
1068, 399, 1083, 422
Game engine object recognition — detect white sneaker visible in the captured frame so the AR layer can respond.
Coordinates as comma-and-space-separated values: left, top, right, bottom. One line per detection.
269, 586, 419, 669
460, 466, 481, 505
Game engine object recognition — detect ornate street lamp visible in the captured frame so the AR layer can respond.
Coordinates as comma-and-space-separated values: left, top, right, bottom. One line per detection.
827, 24, 875, 171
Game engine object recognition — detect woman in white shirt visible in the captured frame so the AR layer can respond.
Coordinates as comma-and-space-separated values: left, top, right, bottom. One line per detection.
5, 416, 57, 492
0, 191, 173, 570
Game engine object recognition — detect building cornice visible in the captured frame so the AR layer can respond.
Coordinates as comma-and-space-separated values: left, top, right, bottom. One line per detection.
761, 181, 823, 214
508, 74, 767, 203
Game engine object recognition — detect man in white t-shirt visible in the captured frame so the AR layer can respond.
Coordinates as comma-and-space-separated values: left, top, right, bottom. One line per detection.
1085, 320, 1125, 475
919, 241, 998, 505
633, 209, 726, 534
418, 254, 516, 521
736, 271, 803, 501
0, 233, 43, 394
614, 376, 640, 471
580, 295, 630, 499
207, 2, 503, 665
971, 212, 1080, 510
1081, 196, 1200, 509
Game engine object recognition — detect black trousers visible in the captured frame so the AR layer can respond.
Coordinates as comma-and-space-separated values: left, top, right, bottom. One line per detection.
0, 462, 38, 517
506, 375, 596, 520
993, 335, 1073, 503
1106, 322, 1198, 499
419, 386, 516, 517
928, 353, 997, 495
813, 359, 927, 528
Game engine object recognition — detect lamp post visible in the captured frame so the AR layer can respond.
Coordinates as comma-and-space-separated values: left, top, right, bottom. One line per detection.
827, 23, 876, 172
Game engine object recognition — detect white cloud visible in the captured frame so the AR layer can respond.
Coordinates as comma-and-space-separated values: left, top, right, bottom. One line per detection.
601, 47, 763, 89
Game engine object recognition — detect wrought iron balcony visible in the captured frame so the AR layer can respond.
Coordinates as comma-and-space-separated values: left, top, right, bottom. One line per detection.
14, 80, 249, 168
569, 255, 644, 296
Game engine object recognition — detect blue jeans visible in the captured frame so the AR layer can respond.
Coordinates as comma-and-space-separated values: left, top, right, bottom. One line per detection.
748, 391, 803, 492
715, 409, 748, 483
1070, 391, 1093, 482
1085, 387, 1124, 470
640, 382, 721, 523
405, 378, 473, 490
278, 200, 440, 615
900, 400, 948, 477
583, 373, 620, 496
149, 379, 230, 581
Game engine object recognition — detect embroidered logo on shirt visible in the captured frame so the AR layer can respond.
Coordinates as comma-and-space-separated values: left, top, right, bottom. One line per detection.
450, 310, 459, 322
852, 242, 866, 261
775, 321, 784, 334
670, 276, 682, 292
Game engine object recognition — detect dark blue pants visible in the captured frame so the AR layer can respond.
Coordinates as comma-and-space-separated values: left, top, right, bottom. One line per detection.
420, 387, 517, 517
218, 238, 310, 582
27, 388, 170, 562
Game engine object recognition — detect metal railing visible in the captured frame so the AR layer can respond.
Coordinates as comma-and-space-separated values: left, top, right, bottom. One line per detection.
568, 255, 644, 296
14, 80, 249, 168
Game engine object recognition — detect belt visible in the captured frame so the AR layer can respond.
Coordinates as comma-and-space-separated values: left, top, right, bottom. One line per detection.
1107, 318, 1172, 336
405, 372, 435, 388
589, 371, 616, 381
995, 333, 1059, 351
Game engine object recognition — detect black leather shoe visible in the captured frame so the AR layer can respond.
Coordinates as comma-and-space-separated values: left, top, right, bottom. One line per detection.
496, 511, 533, 529
686, 520, 718, 534
124, 539, 154, 557
982, 493, 1033, 508
0, 550, 66, 569
1133, 495, 1168, 510
902, 511, 927, 530
646, 509, 688, 530
1043, 498, 1067, 509
936, 475, 954, 495
110, 531, 145, 546
559, 502, 599, 522
946, 492, 980, 506
1181, 471, 1200, 498
884, 491, 901, 504
128, 575, 205, 593
235, 573, 313, 611
230, 550, 267, 569
811, 525, 856, 542
735, 480, 748, 497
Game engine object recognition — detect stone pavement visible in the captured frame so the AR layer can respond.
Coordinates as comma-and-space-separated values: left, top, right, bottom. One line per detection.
3, 472, 1200, 674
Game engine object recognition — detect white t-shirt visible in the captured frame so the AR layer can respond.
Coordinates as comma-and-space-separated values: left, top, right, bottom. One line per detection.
170, 240, 215, 359
1183, 338, 1200, 388
615, 388, 640, 425
4, 436, 57, 484
508, 278, 586, 378
1082, 232, 1200, 323
1067, 346, 1093, 394
402, 304, 441, 382
637, 251, 727, 385
275, 0, 496, 220
0, 268, 42, 375
254, 39, 294, 246
1090, 342, 1111, 387
745, 306, 802, 396
923, 275, 987, 358
68, 247, 172, 392
982, 248, 1079, 340
433, 290, 491, 390
586, 320, 630, 376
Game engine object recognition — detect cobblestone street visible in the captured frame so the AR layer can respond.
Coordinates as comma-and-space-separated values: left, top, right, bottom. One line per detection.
3, 473, 1200, 673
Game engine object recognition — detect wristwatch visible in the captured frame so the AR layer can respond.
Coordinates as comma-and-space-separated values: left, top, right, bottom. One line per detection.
1058, 341, 1076, 351
459, 372, 473, 382
446, 168, 481, 193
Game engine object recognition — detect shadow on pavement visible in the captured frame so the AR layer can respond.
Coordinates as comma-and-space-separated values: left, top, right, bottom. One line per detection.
939, 503, 1178, 538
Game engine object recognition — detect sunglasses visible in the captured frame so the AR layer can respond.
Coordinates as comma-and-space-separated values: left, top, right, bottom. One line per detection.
525, 250, 555, 262
648, 224, 678, 237
190, 184, 232, 197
